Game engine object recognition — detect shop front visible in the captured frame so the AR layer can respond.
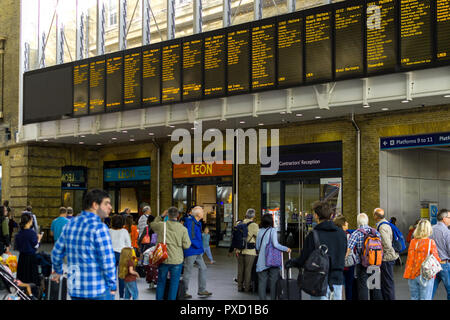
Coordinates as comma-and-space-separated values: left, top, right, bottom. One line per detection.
261, 141, 343, 251
61, 166, 88, 216
103, 158, 151, 222
172, 162, 233, 247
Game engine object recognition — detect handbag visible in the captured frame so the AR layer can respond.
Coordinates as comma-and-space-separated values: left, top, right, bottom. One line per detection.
344, 250, 357, 268
419, 239, 442, 286
265, 229, 282, 268
149, 222, 168, 266
141, 227, 150, 245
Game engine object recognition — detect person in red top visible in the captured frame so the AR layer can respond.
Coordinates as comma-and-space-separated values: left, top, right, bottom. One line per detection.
124, 215, 140, 256
118, 247, 139, 300
403, 219, 441, 300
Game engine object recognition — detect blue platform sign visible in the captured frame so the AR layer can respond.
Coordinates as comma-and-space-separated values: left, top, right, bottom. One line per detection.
104, 166, 151, 182
380, 132, 450, 150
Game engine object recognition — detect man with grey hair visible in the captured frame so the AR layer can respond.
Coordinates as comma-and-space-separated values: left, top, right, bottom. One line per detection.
182, 206, 212, 298
346, 212, 382, 300
66, 207, 74, 220
234, 208, 259, 293
138, 206, 152, 237
431, 208, 450, 300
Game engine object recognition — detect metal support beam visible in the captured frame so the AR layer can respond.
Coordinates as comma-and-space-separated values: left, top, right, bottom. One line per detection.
85, 9, 90, 58
142, 0, 151, 45
362, 78, 370, 107
221, 97, 227, 121
56, 15, 65, 64
287, 0, 295, 13
76, 0, 86, 60
254, 0, 262, 20
119, 0, 127, 51
24, 42, 30, 72
406, 72, 414, 101
313, 83, 336, 110
286, 88, 293, 113
193, 0, 202, 34
223, 0, 231, 27
167, 0, 175, 40
97, 0, 106, 55
252, 93, 260, 117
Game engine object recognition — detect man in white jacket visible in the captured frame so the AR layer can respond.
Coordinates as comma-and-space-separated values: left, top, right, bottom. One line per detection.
138, 206, 152, 237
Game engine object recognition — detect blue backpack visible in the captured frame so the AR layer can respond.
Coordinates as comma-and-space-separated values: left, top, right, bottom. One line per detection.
377, 222, 406, 253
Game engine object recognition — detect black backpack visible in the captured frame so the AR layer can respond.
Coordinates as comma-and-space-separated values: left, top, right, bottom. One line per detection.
298, 230, 331, 297
231, 221, 255, 250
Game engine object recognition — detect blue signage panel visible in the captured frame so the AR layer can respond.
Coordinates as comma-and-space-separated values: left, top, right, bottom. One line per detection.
62, 167, 87, 190
104, 166, 151, 182
261, 152, 342, 175
380, 132, 450, 150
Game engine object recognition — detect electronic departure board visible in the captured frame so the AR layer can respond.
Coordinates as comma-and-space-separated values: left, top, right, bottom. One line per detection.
400, 0, 432, 68
183, 38, 203, 101
89, 58, 105, 114
305, 11, 332, 83
142, 46, 161, 105
106, 53, 123, 112
228, 27, 250, 94
252, 22, 276, 90
278, 15, 303, 87
73, 62, 89, 116
124, 50, 142, 109
335, 4, 364, 79
366, 0, 397, 74
162, 42, 181, 103
204, 33, 226, 97
437, 0, 450, 61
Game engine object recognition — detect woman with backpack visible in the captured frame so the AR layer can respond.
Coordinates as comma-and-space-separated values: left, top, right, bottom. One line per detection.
403, 219, 441, 300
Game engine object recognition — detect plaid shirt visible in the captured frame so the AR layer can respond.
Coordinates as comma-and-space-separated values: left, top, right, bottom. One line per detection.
51, 211, 117, 298
347, 225, 381, 264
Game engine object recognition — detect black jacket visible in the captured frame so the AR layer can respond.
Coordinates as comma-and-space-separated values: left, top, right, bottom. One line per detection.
293, 220, 347, 285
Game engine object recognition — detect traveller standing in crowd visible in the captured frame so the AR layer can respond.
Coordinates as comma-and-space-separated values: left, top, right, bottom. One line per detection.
138, 214, 155, 254
124, 215, 139, 257
403, 219, 440, 300
390, 217, 397, 226
66, 207, 74, 219
120, 208, 131, 222
407, 219, 421, 245
202, 226, 215, 264
0, 205, 10, 255
50, 207, 69, 243
234, 209, 259, 293
333, 214, 355, 300
346, 213, 382, 300
286, 201, 347, 300
15, 213, 42, 287
150, 207, 191, 300
138, 206, 152, 237
183, 206, 213, 298
431, 208, 450, 300
7, 210, 18, 246
373, 208, 398, 300
256, 213, 290, 300
23, 206, 39, 235
118, 247, 140, 300
51, 189, 116, 300
109, 214, 132, 300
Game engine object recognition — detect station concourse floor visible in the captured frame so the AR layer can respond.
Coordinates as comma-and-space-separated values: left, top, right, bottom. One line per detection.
7, 244, 449, 300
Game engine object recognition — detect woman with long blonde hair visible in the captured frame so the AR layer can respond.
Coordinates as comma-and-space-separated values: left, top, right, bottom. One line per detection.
118, 247, 139, 300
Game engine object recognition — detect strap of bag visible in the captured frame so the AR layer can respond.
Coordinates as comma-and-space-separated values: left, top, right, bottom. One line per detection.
312, 229, 320, 249
427, 239, 431, 257
58, 276, 63, 300
259, 228, 270, 250
163, 222, 166, 244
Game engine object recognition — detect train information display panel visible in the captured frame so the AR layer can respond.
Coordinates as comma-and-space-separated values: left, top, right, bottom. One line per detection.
142, 47, 161, 105
228, 28, 250, 94
251, 22, 276, 90
278, 16, 303, 87
183, 39, 203, 100
73, 62, 89, 116
400, 0, 432, 68
162, 43, 181, 103
204, 34, 226, 97
124, 50, 142, 109
366, 0, 397, 74
89, 58, 106, 114
106, 54, 123, 112
305, 11, 332, 83
335, 4, 364, 79
437, 0, 450, 61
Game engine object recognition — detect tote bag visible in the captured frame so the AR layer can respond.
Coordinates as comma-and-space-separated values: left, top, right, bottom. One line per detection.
265, 229, 282, 268
419, 239, 442, 286
150, 222, 168, 266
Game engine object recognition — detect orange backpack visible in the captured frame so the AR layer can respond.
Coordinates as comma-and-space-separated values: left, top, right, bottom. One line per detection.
360, 228, 383, 267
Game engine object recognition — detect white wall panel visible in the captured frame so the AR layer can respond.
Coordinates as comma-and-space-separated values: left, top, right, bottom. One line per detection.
419, 150, 438, 179
400, 149, 420, 178
438, 152, 450, 180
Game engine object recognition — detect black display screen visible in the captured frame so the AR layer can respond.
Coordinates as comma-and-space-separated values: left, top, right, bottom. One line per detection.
73, 62, 89, 116
89, 58, 106, 114
335, 4, 364, 79
204, 34, 226, 97
437, 0, 450, 61
366, 0, 397, 74
400, 0, 432, 68
278, 15, 303, 87
252, 22, 276, 90
183, 38, 203, 101
106, 54, 123, 112
305, 11, 332, 83
124, 50, 142, 109
162, 43, 181, 103
142, 46, 161, 105
228, 28, 250, 94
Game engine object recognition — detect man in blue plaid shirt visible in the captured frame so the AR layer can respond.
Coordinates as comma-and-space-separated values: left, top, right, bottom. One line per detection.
51, 189, 117, 300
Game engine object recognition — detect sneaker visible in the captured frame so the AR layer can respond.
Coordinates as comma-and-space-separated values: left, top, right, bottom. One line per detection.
184, 293, 192, 299
198, 290, 213, 296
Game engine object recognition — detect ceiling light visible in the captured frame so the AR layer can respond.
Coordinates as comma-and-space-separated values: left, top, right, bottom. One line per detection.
129, 138, 135, 142
444, 95, 450, 98
79, 142, 84, 145
96, 143, 102, 146
148, 132, 154, 136
315, 116, 321, 119
363, 104, 370, 108
43, 139, 48, 142
240, 121, 245, 124
168, 134, 172, 137
169, 125, 175, 128
112, 137, 117, 140
401, 100, 410, 103
382, 107, 389, 111
258, 123, 264, 126
296, 113, 303, 117
80, 135, 85, 138
122, 130, 128, 133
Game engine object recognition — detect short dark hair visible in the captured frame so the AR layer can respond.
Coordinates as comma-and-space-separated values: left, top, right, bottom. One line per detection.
59, 207, 67, 214
20, 213, 32, 230
167, 206, 179, 219
333, 215, 347, 229
26, 206, 32, 212
111, 214, 124, 229
437, 208, 449, 221
312, 201, 332, 220
261, 214, 274, 229
82, 189, 110, 211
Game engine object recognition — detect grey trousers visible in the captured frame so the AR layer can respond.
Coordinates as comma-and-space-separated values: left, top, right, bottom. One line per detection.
257, 267, 280, 300
237, 254, 256, 292
183, 254, 208, 293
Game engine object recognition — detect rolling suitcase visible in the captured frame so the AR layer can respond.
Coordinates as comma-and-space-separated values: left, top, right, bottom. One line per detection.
276, 252, 301, 300
163, 276, 185, 300
44, 276, 68, 300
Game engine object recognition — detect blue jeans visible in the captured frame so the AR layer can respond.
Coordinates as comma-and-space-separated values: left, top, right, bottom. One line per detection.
124, 281, 139, 300
156, 263, 183, 300
408, 276, 434, 300
71, 291, 114, 300
114, 252, 125, 299
432, 263, 450, 300
203, 246, 214, 262
310, 284, 343, 300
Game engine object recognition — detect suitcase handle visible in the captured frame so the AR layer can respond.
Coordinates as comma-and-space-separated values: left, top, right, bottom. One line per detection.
281, 251, 292, 280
